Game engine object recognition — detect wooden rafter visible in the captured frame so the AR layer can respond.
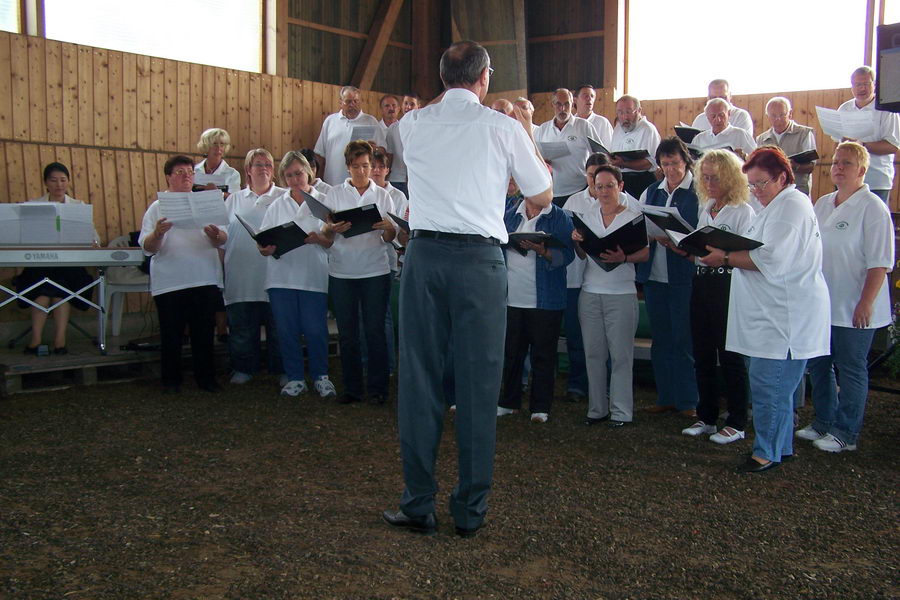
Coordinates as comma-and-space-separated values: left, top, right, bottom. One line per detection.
351, 0, 406, 90
286, 17, 412, 50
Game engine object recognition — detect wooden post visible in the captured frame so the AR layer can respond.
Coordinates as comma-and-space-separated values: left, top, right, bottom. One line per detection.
603, 0, 626, 99
411, 0, 441, 100
864, 0, 876, 66
512, 0, 527, 93
350, 0, 405, 90
263, 0, 288, 76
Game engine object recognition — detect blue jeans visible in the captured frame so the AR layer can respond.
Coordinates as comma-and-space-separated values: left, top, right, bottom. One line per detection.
329, 274, 391, 399
564, 286, 587, 395
807, 326, 875, 445
225, 301, 282, 375
398, 237, 507, 530
644, 281, 698, 410
267, 288, 329, 382
746, 354, 807, 462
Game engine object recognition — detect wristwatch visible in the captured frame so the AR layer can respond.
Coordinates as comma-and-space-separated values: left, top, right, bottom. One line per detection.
723, 251, 730, 267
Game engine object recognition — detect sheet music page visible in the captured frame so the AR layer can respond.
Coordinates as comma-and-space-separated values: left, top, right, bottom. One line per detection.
18, 203, 59, 244
816, 106, 875, 140
538, 141, 571, 160
350, 125, 376, 141
0, 204, 20, 244
193, 173, 229, 187
815, 106, 845, 139
58, 204, 95, 245
188, 190, 229, 226
157, 193, 197, 228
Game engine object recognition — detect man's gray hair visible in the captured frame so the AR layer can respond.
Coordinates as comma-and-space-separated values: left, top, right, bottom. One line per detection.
440, 41, 490, 87
765, 96, 792, 113
705, 97, 732, 112
340, 85, 360, 99
852, 65, 875, 81
616, 95, 641, 110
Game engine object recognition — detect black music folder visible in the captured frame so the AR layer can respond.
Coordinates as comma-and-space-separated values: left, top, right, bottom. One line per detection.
302, 190, 382, 238
236, 213, 308, 259
664, 226, 763, 257
641, 207, 694, 236
505, 232, 565, 257
674, 125, 703, 144
572, 213, 647, 271
788, 149, 820, 164
192, 184, 229, 193
611, 149, 651, 162
587, 137, 611, 155
388, 212, 410, 233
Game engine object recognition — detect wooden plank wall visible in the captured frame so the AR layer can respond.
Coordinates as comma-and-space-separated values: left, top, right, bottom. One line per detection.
531, 89, 900, 212
0, 31, 390, 323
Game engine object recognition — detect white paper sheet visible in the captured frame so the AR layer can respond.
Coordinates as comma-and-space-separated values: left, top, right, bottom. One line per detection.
158, 190, 227, 228
350, 126, 376, 141
58, 204, 95, 245
0, 204, 20, 244
538, 141, 571, 160
193, 173, 229, 187
18, 203, 59, 245
815, 106, 876, 140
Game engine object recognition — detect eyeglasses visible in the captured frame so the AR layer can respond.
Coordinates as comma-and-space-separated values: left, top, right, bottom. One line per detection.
747, 179, 771, 191
595, 182, 619, 190
251, 162, 273, 170
488, 67, 495, 76
171, 169, 194, 177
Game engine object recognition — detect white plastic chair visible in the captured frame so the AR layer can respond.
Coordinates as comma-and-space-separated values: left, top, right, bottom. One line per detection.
104, 235, 149, 336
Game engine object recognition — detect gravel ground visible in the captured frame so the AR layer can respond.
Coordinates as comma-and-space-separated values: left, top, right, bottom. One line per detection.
0, 364, 897, 599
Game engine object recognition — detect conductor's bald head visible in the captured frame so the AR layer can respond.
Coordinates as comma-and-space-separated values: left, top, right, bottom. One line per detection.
440, 41, 491, 95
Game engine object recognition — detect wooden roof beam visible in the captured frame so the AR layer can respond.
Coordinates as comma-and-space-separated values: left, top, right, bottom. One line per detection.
351, 0, 406, 91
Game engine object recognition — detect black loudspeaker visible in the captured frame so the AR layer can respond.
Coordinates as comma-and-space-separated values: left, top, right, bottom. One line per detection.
875, 21, 900, 113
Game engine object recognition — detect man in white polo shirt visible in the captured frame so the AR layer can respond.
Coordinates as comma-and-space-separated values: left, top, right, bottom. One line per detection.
385, 93, 421, 198
535, 88, 601, 206
692, 79, 754, 135
610, 94, 661, 199
574, 84, 613, 147
836, 66, 900, 203
382, 41, 552, 538
377, 94, 400, 135
313, 85, 386, 185
692, 98, 757, 159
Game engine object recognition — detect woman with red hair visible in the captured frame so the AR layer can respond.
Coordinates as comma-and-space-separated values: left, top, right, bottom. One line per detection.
701, 147, 830, 473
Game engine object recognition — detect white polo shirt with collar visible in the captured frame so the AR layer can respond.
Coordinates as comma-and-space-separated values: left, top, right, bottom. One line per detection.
535, 116, 601, 197
692, 124, 757, 156
399, 88, 552, 243
836, 99, 900, 191
314, 111, 386, 186
611, 118, 661, 173
693, 105, 754, 135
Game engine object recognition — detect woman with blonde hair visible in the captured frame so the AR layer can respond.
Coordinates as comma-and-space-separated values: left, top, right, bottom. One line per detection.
195, 128, 241, 193
682, 150, 755, 444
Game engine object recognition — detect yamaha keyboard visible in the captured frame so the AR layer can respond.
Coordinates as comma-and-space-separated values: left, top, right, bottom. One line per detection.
0, 247, 146, 353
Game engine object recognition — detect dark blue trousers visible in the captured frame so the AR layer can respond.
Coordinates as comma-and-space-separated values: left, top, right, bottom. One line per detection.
397, 237, 507, 530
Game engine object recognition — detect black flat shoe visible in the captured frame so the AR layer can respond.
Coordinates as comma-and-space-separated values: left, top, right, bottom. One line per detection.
382, 510, 437, 535
735, 456, 780, 473
455, 522, 485, 538
608, 420, 628, 428
53, 346, 68, 355
23, 345, 40, 355
584, 415, 610, 426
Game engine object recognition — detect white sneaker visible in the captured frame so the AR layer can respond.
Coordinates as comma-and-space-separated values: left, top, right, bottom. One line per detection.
230, 371, 252, 384
280, 380, 307, 397
314, 376, 337, 398
497, 407, 517, 417
813, 433, 857, 453
709, 427, 745, 445
795, 424, 826, 441
681, 421, 716, 436
530, 412, 549, 423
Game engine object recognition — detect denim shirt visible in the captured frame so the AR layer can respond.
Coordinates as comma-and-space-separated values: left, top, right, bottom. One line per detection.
636, 183, 699, 285
503, 203, 575, 310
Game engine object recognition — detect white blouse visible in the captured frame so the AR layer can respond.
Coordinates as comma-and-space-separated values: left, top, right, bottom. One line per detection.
814, 185, 894, 329
323, 179, 393, 279
261, 188, 330, 294
726, 185, 831, 360
693, 199, 756, 265
579, 205, 644, 295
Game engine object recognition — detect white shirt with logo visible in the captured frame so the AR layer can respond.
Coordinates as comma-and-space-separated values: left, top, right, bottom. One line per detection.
813, 185, 894, 328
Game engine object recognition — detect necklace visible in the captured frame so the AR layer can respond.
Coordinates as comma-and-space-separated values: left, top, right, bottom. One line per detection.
709, 203, 725, 216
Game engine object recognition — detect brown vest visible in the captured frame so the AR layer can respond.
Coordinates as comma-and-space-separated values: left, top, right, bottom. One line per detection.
756, 121, 815, 195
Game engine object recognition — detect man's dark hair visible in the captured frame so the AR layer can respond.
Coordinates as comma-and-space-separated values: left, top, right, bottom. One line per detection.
299, 148, 318, 174
164, 155, 194, 176
440, 41, 490, 88
585, 152, 609, 170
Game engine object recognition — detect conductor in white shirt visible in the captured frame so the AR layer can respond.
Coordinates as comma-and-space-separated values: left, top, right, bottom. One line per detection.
383, 41, 552, 537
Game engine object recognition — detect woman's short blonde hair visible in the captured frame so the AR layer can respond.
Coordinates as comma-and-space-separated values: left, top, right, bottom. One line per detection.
197, 128, 232, 154
244, 148, 275, 185
694, 150, 749, 206
278, 150, 314, 183
834, 141, 869, 173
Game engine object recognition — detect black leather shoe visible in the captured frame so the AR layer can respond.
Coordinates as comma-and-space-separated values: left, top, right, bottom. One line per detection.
735, 456, 780, 473
455, 522, 485, 538
23, 345, 40, 355
608, 420, 628, 428
53, 346, 68, 355
337, 393, 361, 405
584, 414, 610, 426
382, 510, 437, 535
